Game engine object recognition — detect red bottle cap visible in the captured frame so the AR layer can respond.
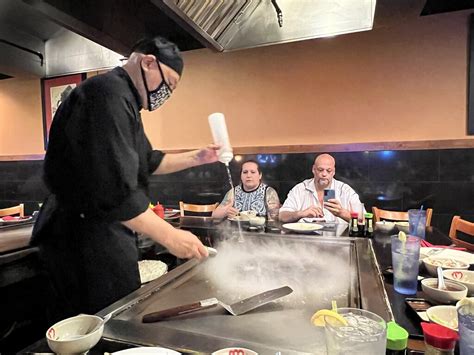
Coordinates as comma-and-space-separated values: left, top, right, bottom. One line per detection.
153, 203, 165, 218
421, 322, 459, 350
350, 212, 359, 218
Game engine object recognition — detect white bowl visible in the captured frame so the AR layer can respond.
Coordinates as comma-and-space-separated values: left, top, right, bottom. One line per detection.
249, 216, 266, 226
423, 257, 470, 276
395, 221, 409, 233
421, 278, 468, 304
240, 210, 257, 219
426, 305, 458, 331
443, 270, 474, 296
46, 314, 104, 354
212, 348, 258, 355
375, 221, 395, 232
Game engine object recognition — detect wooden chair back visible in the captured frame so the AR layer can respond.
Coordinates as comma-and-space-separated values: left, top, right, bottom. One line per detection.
372, 207, 433, 226
448, 216, 474, 251
179, 202, 218, 217
0, 204, 24, 218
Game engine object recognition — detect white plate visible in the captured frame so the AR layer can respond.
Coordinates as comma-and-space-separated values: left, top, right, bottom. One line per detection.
0, 216, 33, 224
282, 222, 324, 233
228, 215, 250, 222
113, 346, 181, 354
420, 247, 474, 265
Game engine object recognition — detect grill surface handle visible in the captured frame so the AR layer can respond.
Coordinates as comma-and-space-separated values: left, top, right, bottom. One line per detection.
142, 298, 219, 323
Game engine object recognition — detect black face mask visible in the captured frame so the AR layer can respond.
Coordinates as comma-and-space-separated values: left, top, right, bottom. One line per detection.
141, 61, 173, 111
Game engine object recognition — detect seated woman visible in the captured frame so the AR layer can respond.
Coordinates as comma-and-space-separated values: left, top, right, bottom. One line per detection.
212, 159, 280, 220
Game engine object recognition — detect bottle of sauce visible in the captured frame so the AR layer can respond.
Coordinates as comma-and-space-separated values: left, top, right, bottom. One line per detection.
349, 212, 359, 236
364, 212, 374, 237
208, 112, 233, 165
386, 321, 408, 355
420, 322, 458, 355
152, 202, 165, 218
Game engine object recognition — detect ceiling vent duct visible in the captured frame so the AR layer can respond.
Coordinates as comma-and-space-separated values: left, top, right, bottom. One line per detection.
152, 0, 377, 51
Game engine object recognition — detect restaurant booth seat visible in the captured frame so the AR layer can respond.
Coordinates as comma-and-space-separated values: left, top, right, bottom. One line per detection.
178, 202, 219, 252
372, 206, 433, 226
0, 203, 24, 218
449, 215, 474, 251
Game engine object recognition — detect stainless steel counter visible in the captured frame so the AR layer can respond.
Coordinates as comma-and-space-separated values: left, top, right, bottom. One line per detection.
98, 233, 392, 354
0, 223, 33, 254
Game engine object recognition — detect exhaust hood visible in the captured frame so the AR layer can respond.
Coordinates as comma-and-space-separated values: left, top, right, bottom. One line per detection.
152, 0, 377, 51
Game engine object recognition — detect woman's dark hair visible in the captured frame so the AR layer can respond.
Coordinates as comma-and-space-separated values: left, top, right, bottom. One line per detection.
240, 159, 261, 175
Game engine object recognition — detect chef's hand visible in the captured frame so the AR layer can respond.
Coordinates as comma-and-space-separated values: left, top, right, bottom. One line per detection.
194, 144, 219, 165
164, 229, 209, 260
324, 199, 350, 222
300, 206, 323, 218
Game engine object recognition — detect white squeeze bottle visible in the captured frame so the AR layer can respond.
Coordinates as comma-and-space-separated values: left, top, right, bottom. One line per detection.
208, 112, 233, 165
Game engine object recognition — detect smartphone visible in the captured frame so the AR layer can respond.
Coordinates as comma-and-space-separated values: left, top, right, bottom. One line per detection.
323, 189, 335, 202
405, 298, 433, 312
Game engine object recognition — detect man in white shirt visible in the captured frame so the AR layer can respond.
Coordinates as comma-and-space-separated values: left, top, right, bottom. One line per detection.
279, 154, 364, 224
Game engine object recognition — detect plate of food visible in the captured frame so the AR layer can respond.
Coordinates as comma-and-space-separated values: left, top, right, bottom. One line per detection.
228, 214, 251, 222
0, 216, 33, 225
282, 222, 324, 234
420, 247, 474, 265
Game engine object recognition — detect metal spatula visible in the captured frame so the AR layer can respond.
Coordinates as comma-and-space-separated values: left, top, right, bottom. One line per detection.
142, 285, 293, 323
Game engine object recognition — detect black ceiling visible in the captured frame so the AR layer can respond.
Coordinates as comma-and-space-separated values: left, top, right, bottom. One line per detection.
421, 0, 474, 16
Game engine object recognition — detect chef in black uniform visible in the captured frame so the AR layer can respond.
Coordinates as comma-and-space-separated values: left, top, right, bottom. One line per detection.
32, 36, 215, 322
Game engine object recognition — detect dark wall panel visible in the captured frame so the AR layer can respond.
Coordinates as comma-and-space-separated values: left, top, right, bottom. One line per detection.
1, 148, 473, 234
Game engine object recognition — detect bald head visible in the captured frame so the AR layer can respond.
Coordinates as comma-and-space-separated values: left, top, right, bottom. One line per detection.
314, 153, 335, 167
312, 154, 336, 189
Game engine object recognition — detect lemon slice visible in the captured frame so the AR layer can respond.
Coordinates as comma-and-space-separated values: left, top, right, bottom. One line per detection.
398, 231, 407, 242
311, 309, 348, 327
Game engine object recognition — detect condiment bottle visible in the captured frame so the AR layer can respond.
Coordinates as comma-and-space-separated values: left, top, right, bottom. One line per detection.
208, 112, 233, 165
386, 321, 408, 355
152, 202, 164, 218
364, 212, 374, 237
421, 322, 458, 355
349, 212, 359, 236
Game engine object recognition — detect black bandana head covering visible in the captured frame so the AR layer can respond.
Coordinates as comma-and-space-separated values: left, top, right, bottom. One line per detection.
131, 36, 184, 76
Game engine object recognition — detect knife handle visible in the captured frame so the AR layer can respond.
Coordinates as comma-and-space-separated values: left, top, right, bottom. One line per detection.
142, 298, 219, 323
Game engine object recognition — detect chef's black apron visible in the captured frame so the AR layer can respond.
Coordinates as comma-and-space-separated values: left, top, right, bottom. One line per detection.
32, 194, 140, 323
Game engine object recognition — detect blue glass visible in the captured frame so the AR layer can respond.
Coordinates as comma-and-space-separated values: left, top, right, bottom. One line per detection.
459, 306, 474, 355
408, 209, 426, 239
391, 235, 421, 295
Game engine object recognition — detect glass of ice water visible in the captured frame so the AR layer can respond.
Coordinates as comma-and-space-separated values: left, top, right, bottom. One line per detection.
324, 308, 387, 355
458, 303, 474, 355
391, 235, 420, 295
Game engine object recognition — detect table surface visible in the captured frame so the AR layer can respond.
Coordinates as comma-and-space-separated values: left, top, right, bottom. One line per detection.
16, 217, 471, 354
